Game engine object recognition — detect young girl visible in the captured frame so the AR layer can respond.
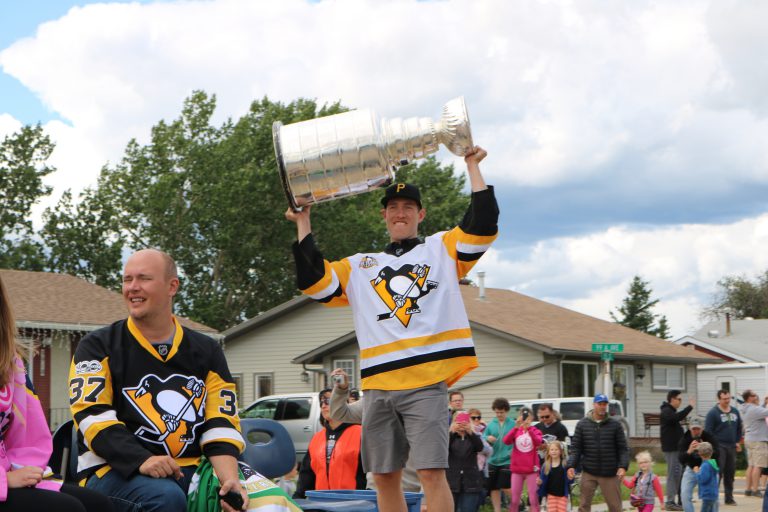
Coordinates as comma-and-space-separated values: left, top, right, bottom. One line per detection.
503, 407, 542, 512
0, 276, 114, 511
623, 451, 665, 512
536, 441, 572, 512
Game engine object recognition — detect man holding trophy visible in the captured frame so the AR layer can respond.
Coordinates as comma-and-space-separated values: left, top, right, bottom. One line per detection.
281, 98, 498, 511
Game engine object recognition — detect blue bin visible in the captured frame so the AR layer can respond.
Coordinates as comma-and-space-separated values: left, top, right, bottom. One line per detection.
304, 490, 423, 512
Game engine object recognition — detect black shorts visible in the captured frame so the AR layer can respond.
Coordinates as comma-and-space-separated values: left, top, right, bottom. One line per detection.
487, 464, 511, 490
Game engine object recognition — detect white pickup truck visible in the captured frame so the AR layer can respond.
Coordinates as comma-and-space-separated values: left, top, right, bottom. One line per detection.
507, 396, 629, 438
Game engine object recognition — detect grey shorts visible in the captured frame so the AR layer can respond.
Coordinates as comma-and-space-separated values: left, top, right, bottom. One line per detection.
361, 381, 449, 474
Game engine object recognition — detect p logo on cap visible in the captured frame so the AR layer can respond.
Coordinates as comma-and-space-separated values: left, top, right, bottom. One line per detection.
381, 183, 422, 208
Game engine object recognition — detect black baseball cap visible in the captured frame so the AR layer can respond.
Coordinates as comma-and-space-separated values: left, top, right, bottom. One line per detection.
381, 183, 422, 208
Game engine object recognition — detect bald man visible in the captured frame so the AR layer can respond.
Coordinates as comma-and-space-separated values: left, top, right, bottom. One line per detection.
69, 249, 247, 512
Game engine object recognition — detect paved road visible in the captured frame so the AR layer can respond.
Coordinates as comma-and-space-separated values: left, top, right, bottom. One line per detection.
585, 477, 763, 512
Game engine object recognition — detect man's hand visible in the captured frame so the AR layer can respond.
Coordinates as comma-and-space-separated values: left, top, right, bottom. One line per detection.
616, 468, 626, 478
285, 206, 312, 242
464, 146, 487, 166
139, 455, 182, 479
689, 397, 696, 407
567, 468, 575, 479
330, 368, 349, 391
284, 205, 310, 224
7, 466, 43, 488
219, 477, 248, 512
486, 435, 497, 444
736, 443, 743, 453
688, 440, 700, 454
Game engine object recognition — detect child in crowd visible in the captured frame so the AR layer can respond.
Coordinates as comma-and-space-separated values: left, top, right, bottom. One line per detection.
275, 462, 299, 497
692, 443, 718, 512
503, 407, 542, 512
536, 440, 572, 512
623, 451, 665, 512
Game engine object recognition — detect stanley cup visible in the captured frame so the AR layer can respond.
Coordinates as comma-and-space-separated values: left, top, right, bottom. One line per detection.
273, 97, 473, 210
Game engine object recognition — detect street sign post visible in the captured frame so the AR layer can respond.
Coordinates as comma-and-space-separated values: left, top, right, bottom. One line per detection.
592, 343, 624, 353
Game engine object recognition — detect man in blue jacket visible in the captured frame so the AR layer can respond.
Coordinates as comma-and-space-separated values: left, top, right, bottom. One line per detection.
704, 390, 743, 505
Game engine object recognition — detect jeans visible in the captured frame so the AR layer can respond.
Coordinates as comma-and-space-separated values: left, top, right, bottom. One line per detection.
452, 491, 481, 512
717, 444, 737, 501
86, 466, 196, 512
681, 467, 719, 512
701, 500, 717, 512
664, 450, 683, 503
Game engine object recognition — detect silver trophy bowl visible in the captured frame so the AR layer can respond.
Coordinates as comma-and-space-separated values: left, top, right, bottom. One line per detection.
273, 96, 473, 210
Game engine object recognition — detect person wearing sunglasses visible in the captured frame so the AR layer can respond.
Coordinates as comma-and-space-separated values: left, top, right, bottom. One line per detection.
294, 389, 366, 499
533, 404, 569, 443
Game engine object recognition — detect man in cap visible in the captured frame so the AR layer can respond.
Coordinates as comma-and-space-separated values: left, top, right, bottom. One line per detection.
567, 394, 629, 512
678, 416, 719, 512
286, 146, 498, 512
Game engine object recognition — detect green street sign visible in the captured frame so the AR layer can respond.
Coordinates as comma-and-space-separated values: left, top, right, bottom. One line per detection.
601, 352, 615, 361
592, 343, 624, 353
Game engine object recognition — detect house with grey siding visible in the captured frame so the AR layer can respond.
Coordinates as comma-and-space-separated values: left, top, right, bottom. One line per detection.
223, 284, 716, 437
675, 317, 768, 403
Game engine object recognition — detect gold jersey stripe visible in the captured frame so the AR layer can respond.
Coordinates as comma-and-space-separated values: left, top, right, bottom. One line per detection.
360, 328, 472, 359
360, 355, 478, 390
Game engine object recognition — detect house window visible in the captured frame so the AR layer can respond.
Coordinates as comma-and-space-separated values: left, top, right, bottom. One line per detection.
561, 362, 598, 397
254, 373, 273, 399
652, 364, 685, 390
332, 358, 356, 390
231, 373, 242, 406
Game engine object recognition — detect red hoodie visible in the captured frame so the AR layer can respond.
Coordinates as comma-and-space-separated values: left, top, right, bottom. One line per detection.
503, 425, 543, 474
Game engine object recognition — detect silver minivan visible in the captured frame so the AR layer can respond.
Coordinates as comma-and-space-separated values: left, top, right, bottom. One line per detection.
239, 393, 323, 460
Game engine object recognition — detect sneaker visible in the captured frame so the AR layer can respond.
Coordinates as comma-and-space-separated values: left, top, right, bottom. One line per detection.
724, 499, 737, 506
665, 503, 683, 511
754, 491, 764, 498
745, 490, 753, 496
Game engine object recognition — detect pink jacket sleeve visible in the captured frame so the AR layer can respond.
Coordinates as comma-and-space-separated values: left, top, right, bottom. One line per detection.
528, 426, 543, 447
622, 475, 637, 489
0, 358, 60, 501
652, 476, 664, 503
503, 426, 519, 445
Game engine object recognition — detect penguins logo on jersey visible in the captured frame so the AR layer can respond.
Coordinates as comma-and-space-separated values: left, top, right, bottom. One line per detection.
371, 263, 438, 327
123, 374, 206, 457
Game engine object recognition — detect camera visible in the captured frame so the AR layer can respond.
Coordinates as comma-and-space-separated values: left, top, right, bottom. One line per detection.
332, 374, 345, 385
522, 409, 529, 421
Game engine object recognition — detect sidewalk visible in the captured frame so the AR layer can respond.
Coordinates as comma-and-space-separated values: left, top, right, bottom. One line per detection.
586, 477, 763, 512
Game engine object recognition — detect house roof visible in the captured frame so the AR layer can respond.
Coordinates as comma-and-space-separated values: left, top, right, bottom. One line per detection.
0, 269, 217, 335
677, 318, 768, 363
238, 283, 714, 363
460, 287, 713, 361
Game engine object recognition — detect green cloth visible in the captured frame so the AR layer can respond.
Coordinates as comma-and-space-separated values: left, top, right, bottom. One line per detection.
706, 458, 719, 472
484, 416, 515, 466
187, 457, 302, 512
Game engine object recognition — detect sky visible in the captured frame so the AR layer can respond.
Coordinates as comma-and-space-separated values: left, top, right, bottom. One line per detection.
2, 0, 768, 338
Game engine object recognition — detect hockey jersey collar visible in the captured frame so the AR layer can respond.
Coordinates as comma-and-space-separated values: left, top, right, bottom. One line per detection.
384, 237, 424, 257
127, 315, 184, 362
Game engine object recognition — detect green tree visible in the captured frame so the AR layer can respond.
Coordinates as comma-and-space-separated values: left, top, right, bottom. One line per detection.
610, 275, 670, 339
0, 124, 55, 269
705, 271, 768, 319
42, 185, 125, 289
44, 91, 470, 330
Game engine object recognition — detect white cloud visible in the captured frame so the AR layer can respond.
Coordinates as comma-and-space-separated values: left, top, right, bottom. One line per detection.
468, 214, 768, 339
2, 0, 767, 195
0, 114, 22, 139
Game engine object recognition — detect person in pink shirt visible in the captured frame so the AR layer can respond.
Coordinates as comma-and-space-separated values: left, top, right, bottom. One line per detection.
503, 407, 543, 512
0, 275, 113, 511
